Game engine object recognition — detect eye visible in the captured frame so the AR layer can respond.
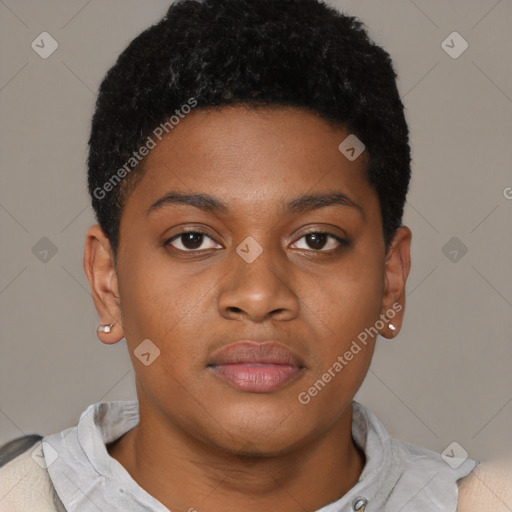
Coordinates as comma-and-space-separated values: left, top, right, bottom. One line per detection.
291, 231, 348, 252
165, 229, 348, 253
165, 230, 221, 252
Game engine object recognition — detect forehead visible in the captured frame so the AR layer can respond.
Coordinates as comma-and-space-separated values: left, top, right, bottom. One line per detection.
123, 106, 376, 218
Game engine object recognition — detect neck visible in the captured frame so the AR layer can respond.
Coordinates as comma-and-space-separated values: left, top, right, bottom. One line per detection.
107, 403, 365, 512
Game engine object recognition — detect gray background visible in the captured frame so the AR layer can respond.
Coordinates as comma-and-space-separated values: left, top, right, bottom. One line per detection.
1, 0, 511, 466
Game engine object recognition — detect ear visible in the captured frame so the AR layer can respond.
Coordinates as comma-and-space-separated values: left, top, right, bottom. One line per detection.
83, 225, 124, 344
379, 226, 412, 339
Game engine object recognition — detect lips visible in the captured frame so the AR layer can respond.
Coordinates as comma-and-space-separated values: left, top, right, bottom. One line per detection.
208, 341, 305, 393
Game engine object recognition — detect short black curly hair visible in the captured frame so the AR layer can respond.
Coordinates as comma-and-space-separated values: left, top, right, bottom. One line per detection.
88, 0, 411, 259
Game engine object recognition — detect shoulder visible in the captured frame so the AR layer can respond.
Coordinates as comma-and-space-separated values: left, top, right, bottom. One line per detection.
457, 458, 512, 512
390, 435, 478, 481
0, 436, 65, 512
385, 436, 478, 510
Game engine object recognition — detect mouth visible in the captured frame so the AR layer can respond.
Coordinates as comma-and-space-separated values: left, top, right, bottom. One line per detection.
207, 341, 305, 393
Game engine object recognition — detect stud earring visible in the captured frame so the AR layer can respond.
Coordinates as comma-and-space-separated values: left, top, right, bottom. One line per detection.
388, 323, 397, 333
97, 323, 115, 334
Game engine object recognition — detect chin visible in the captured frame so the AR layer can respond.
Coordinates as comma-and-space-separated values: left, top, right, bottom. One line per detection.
202, 403, 316, 458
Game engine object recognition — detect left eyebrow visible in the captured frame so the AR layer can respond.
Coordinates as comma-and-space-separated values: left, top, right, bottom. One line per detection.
285, 192, 363, 217
145, 191, 363, 217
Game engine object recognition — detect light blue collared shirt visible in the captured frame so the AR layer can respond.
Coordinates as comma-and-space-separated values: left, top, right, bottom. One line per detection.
42, 400, 478, 511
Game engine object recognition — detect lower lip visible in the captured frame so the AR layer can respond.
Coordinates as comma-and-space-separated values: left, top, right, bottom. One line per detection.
210, 363, 302, 392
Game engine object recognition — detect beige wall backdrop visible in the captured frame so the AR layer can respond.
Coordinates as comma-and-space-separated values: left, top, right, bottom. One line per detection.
1, 0, 511, 466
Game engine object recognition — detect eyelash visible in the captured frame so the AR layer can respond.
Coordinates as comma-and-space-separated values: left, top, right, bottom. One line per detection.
164, 229, 349, 253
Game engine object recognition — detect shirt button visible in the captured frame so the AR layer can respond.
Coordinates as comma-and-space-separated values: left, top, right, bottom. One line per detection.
352, 496, 368, 511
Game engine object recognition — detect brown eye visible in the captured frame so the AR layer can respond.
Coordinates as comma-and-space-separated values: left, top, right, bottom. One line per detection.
291, 232, 348, 252
165, 231, 221, 251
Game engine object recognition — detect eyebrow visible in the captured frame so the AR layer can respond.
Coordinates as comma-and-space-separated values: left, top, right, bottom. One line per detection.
146, 191, 363, 217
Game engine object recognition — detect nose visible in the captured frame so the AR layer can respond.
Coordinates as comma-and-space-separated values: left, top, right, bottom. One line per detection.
217, 243, 300, 323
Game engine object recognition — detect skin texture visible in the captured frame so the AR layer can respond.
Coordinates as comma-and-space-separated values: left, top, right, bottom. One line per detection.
84, 106, 412, 512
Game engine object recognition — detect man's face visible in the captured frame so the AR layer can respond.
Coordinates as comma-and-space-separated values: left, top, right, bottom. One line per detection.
112, 106, 394, 455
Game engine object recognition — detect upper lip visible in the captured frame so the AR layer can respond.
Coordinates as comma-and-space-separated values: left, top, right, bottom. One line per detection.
208, 341, 305, 367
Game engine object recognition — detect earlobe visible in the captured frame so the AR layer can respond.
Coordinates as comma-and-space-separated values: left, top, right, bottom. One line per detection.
83, 225, 125, 344
96, 322, 122, 345
380, 317, 400, 340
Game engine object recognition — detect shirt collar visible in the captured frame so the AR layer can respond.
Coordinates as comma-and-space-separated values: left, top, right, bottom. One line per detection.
43, 400, 477, 511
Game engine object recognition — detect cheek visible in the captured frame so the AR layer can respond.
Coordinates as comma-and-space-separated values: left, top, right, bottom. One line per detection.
118, 250, 195, 332
304, 257, 384, 344
296, 277, 380, 418
296, 252, 383, 395
117, 255, 216, 378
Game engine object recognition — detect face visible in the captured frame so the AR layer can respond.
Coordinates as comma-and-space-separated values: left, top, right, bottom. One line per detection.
85, 106, 411, 456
